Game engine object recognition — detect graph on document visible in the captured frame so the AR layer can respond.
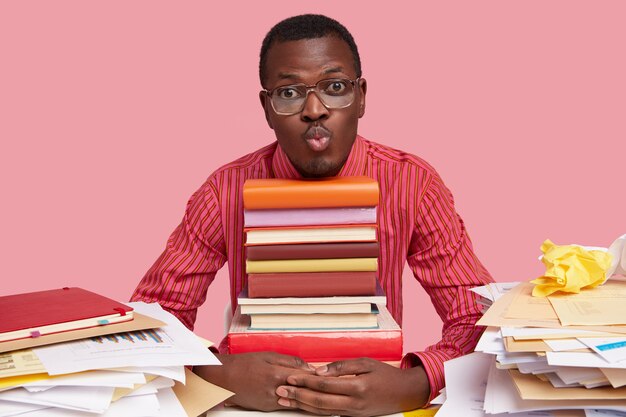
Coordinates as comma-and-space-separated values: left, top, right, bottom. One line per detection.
91, 329, 164, 345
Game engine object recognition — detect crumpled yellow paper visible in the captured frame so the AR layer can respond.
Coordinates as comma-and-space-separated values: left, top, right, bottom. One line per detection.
530, 239, 613, 297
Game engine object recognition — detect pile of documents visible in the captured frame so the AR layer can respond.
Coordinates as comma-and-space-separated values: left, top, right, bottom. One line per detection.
434, 279, 626, 417
0, 298, 232, 416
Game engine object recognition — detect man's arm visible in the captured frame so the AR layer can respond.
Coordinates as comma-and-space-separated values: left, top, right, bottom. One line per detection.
403, 170, 494, 404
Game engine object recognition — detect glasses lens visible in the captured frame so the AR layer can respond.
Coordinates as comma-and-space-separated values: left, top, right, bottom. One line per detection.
269, 79, 356, 115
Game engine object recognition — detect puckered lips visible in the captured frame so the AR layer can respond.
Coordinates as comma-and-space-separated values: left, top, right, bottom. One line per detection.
304, 124, 332, 152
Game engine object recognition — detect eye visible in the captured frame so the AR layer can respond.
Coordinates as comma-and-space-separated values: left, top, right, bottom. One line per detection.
276, 86, 303, 100
323, 80, 348, 95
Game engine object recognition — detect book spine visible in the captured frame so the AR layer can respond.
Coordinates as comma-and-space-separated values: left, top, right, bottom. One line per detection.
244, 207, 376, 228
246, 242, 380, 261
247, 272, 377, 298
246, 258, 378, 274
227, 330, 402, 362
243, 178, 379, 209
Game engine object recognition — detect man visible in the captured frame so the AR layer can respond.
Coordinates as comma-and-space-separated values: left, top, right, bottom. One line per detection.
132, 14, 493, 416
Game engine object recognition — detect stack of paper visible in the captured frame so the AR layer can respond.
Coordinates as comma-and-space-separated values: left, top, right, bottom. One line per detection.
0, 301, 232, 416
436, 280, 626, 417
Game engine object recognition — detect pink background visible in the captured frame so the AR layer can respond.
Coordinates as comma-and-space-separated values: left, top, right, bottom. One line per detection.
1, 1, 624, 354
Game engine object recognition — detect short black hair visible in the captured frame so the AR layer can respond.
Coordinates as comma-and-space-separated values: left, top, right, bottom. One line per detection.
259, 14, 362, 87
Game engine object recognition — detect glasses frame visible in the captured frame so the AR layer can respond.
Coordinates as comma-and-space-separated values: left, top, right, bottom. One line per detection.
262, 77, 361, 116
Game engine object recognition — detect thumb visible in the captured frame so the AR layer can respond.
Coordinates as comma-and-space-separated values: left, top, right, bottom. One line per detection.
315, 359, 371, 377
266, 352, 315, 371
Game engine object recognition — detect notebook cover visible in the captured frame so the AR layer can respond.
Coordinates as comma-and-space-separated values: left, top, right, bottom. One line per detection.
0, 287, 134, 337
243, 177, 379, 209
246, 242, 380, 261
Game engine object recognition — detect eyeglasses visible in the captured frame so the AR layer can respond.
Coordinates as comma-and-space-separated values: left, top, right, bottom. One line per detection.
262, 78, 360, 115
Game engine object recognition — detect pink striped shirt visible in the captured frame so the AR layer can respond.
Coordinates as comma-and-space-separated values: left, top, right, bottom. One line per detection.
131, 135, 493, 402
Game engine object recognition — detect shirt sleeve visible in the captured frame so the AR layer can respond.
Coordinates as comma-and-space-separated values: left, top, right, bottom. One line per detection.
130, 179, 228, 331
403, 171, 494, 404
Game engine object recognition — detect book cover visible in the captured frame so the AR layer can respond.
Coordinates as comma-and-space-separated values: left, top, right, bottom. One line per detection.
246, 257, 378, 274
0, 287, 134, 343
249, 311, 379, 330
246, 242, 380, 261
245, 225, 377, 245
243, 176, 379, 209
243, 207, 376, 228
240, 302, 373, 315
227, 304, 402, 362
247, 271, 377, 298
239, 280, 386, 304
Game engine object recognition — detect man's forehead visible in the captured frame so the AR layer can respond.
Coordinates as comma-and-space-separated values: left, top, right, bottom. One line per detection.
264, 37, 355, 81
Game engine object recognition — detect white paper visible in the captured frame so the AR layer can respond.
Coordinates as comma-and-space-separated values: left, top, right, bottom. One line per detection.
547, 352, 626, 369
544, 338, 587, 352
0, 386, 114, 413
21, 370, 146, 390
433, 352, 492, 417
10, 393, 160, 417
496, 352, 544, 365
555, 367, 606, 385
126, 377, 174, 397
607, 234, 626, 280
33, 303, 219, 375
502, 326, 614, 339
0, 400, 48, 417
475, 327, 505, 354
154, 388, 188, 417
430, 388, 447, 405
586, 410, 626, 417
579, 337, 626, 363
110, 366, 186, 383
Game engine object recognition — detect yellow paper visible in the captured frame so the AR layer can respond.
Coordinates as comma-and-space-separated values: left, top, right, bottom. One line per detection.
530, 239, 612, 297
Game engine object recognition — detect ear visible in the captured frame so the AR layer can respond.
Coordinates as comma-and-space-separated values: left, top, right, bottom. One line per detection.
357, 78, 367, 118
259, 90, 274, 129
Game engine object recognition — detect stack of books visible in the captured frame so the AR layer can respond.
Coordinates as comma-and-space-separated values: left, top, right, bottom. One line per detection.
434, 280, 626, 416
227, 177, 402, 364
0, 287, 231, 416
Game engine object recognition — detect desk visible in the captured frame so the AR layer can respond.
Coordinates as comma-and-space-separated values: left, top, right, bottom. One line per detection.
206, 406, 439, 417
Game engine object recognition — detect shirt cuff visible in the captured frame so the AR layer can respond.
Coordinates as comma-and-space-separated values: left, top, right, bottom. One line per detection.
401, 350, 449, 406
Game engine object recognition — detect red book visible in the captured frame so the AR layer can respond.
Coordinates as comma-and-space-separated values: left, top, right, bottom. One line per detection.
227, 305, 402, 362
246, 242, 380, 261
247, 271, 378, 298
0, 287, 133, 343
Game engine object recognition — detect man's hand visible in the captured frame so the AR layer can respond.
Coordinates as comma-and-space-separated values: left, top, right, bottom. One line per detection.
276, 358, 430, 417
194, 351, 315, 412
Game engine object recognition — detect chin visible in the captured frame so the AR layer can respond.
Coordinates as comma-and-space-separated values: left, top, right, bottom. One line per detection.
298, 159, 340, 178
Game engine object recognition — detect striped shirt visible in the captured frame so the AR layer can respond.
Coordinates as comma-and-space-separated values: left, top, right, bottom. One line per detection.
131, 135, 494, 403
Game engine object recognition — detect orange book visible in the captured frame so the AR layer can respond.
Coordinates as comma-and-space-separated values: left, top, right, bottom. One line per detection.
243, 176, 379, 209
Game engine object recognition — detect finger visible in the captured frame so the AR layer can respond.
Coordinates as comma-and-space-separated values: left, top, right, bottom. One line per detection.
276, 385, 351, 415
266, 353, 315, 371
315, 358, 373, 376
285, 374, 358, 395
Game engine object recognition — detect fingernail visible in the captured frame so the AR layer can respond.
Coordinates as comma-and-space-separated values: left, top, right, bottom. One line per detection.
308, 364, 316, 371
316, 365, 328, 374
276, 386, 288, 397
278, 398, 290, 407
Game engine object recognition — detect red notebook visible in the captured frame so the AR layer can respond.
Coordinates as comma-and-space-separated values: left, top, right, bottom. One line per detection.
0, 287, 134, 343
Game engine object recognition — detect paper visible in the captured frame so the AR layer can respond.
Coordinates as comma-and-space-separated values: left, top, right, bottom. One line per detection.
579, 337, 626, 363
502, 326, 623, 340
33, 303, 219, 375
0, 401, 48, 417
547, 280, 626, 326
0, 349, 46, 378
585, 410, 626, 417
544, 339, 588, 352
21, 370, 146, 390
0, 385, 114, 413
546, 352, 626, 369
600, 368, 626, 388
607, 234, 626, 279
509, 370, 626, 400
531, 239, 612, 297
171, 368, 233, 417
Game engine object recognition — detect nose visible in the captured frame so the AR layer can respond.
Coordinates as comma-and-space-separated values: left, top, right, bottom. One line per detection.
300, 90, 329, 122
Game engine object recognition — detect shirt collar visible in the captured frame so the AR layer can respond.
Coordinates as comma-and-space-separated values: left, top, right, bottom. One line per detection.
271, 135, 368, 179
